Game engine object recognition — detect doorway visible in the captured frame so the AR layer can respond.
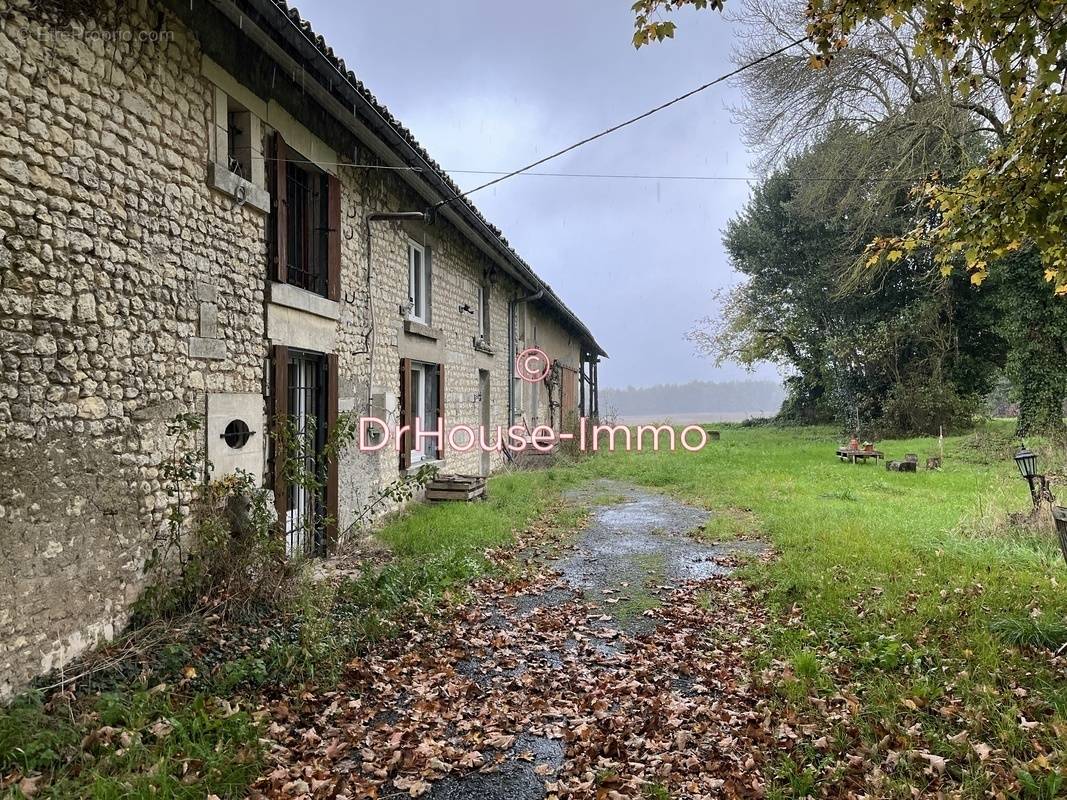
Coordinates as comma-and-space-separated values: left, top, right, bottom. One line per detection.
479, 370, 491, 475
285, 350, 328, 557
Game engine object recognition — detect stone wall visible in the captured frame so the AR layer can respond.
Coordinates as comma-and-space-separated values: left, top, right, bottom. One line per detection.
300, 127, 527, 535
0, 0, 266, 697
515, 301, 584, 430
350, 208, 520, 489
0, 0, 595, 697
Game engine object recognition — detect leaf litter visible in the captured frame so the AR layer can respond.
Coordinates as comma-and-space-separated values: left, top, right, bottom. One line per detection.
253, 482, 781, 799
251, 481, 1056, 798
253, 571, 774, 799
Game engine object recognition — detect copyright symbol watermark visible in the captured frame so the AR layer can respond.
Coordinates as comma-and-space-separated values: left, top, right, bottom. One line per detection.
515, 347, 551, 383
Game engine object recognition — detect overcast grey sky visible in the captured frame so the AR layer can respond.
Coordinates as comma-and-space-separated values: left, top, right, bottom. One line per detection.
295, 0, 780, 389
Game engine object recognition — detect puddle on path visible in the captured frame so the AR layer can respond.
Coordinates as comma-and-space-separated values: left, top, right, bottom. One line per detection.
556, 480, 769, 635
426, 733, 564, 800
427, 479, 769, 800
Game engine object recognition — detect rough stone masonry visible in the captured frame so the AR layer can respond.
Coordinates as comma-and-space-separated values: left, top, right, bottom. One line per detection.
0, 0, 604, 698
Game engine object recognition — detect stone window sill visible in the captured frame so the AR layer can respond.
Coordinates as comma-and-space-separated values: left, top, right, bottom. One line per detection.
206, 162, 271, 214
472, 338, 494, 356
406, 458, 445, 477
404, 319, 440, 341
269, 281, 341, 320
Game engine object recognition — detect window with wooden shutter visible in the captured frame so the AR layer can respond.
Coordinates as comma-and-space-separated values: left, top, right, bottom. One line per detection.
327, 174, 341, 302
270, 135, 287, 284
400, 360, 445, 467
269, 132, 336, 299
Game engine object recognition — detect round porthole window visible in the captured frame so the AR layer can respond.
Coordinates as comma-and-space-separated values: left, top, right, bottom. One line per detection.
222, 419, 253, 449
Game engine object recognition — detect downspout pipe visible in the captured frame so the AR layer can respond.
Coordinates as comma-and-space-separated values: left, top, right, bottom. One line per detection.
514, 288, 545, 304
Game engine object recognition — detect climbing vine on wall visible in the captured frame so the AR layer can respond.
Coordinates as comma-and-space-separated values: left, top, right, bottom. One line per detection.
138, 412, 439, 619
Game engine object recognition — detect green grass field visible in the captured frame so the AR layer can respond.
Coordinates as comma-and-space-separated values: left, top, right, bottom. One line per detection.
2, 422, 1065, 798
582, 422, 1067, 797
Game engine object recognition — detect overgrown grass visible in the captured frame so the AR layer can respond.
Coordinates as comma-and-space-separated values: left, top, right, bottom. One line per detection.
5, 425, 1065, 797
0, 689, 261, 799
0, 468, 582, 799
578, 421, 1067, 797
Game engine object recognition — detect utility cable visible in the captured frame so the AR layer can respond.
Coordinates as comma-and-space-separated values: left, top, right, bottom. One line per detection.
429, 36, 807, 208
260, 156, 935, 184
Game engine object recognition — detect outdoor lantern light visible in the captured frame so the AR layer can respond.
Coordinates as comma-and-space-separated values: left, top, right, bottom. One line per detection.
1014, 444, 1053, 512
1014, 445, 1038, 480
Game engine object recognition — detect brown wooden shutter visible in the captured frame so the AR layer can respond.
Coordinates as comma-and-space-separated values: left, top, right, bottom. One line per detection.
436, 363, 445, 460
271, 133, 288, 284
271, 344, 289, 534
327, 174, 341, 302
399, 357, 411, 471
325, 352, 339, 551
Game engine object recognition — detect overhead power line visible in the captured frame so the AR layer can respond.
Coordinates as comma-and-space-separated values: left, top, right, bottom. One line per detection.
263, 158, 927, 185
429, 36, 808, 209
431, 168, 924, 184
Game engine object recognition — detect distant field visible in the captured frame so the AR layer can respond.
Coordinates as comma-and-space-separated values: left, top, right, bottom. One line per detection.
615, 410, 776, 425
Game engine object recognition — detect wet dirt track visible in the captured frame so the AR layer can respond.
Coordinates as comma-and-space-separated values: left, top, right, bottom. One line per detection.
257, 480, 773, 800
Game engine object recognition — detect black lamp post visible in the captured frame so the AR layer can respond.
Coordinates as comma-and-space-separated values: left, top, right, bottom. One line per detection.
1014, 444, 1052, 511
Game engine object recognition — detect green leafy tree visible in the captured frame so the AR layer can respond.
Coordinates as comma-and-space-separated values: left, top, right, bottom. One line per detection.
991, 251, 1067, 434
688, 168, 851, 423
692, 140, 1005, 433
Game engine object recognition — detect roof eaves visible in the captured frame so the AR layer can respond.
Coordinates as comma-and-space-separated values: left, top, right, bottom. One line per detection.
239, 0, 607, 357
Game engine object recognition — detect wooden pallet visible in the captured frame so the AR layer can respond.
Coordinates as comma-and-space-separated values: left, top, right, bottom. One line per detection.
425, 474, 487, 502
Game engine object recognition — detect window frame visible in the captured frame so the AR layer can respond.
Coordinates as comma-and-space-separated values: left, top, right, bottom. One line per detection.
285, 160, 330, 296
477, 284, 490, 344
285, 350, 327, 556
271, 345, 339, 558
225, 96, 252, 180
408, 362, 439, 463
399, 357, 444, 470
407, 240, 428, 323
270, 132, 341, 302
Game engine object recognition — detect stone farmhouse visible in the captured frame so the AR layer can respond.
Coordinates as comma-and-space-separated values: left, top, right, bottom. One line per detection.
0, 0, 605, 696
